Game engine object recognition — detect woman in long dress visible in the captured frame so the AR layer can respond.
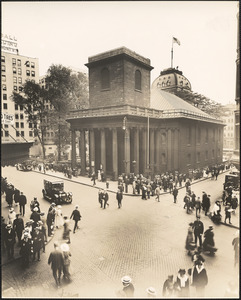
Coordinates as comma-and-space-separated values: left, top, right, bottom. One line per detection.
185, 222, 194, 255
55, 205, 64, 229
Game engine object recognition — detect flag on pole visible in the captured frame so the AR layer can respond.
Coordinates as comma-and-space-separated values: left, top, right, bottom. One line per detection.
173, 37, 181, 45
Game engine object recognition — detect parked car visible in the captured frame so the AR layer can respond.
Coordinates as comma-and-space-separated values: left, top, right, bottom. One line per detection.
42, 179, 73, 204
16, 160, 33, 171
223, 174, 240, 191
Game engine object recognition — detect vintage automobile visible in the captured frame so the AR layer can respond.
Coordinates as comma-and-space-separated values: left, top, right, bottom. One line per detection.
223, 174, 240, 191
42, 179, 73, 204
16, 160, 33, 171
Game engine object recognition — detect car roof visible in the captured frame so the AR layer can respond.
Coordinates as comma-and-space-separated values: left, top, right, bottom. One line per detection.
44, 179, 64, 184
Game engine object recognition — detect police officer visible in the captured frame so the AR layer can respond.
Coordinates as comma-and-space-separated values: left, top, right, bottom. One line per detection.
5, 224, 16, 259
193, 216, 204, 248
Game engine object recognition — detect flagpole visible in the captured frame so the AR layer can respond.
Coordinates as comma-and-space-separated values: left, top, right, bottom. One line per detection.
171, 37, 173, 68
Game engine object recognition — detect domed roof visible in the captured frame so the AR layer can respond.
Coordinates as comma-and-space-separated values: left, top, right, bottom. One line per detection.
152, 67, 191, 92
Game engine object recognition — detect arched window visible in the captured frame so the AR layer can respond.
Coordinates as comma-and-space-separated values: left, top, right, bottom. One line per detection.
135, 70, 141, 91
101, 68, 110, 90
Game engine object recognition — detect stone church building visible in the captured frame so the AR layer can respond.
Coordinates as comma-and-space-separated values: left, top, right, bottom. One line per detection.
67, 47, 224, 180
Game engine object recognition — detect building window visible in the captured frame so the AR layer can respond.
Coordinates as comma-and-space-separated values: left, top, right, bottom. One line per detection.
161, 153, 166, 164
29, 123, 32, 128
20, 105, 24, 110
13, 76, 17, 83
15, 104, 19, 110
15, 114, 19, 119
135, 70, 142, 91
3, 94, 7, 100
16, 122, 19, 128
5, 131, 9, 137
101, 68, 110, 90
19, 86, 23, 92
16, 131, 20, 137
205, 150, 208, 160
17, 59, 21, 66
20, 114, 24, 119
13, 67, 17, 74
31, 71, 35, 77
26, 70, 30, 76
2, 75, 6, 82
12, 58, 16, 65
25, 61, 30, 67
31, 62, 35, 68
18, 68, 22, 75
2, 84, 7, 91
21, 131, 24, 137
20, 122, 24, 128
3, 103, 7, 109
1, 65, 6, 72
4, 124, 8, 128
29, 131, 33, 137
197, 152, 200, 163
18, 77, 22, 84
14, 86, 18, 91
1, 56, 5, 63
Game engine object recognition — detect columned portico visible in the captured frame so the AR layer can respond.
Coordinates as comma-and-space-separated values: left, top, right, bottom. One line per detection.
79, 130, 86, 175
133, 128, 139, 175
100, 129, 106, 173
112, 128, 118, 180
89, 129, 95, 173
71, 129, 76, 169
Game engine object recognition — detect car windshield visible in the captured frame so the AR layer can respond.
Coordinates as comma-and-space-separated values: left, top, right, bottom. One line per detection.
52, 183, 64, 191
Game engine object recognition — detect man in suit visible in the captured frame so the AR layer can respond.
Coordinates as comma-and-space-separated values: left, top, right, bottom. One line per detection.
70, 205, 82, 233
4, 224, 16, 259
193, 216, 204, 248
116, 189, 123, 208
48, 242, 64, 287
103, 190, 109, 209
19, 192, 27, 216
13, 213, 24, 245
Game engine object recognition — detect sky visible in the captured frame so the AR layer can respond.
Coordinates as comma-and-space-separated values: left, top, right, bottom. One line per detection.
2, 1, 238, 105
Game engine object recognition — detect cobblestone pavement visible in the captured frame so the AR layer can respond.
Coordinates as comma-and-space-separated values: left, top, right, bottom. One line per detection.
1, 166, 239, 298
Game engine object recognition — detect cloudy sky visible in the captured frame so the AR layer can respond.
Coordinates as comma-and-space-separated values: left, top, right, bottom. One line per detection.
2, 1, 238, 105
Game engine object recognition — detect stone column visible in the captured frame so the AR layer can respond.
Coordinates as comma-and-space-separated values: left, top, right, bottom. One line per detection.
100, 129, 106, 174
167, 128, 172, 171
133, 128, 139, 175
79, 130, 86, 176
150, 128, 155, 174
71, 129, 76, 169
142, 128, 147, 174
124, 128, 130, 174
112, 128, 118, 180
173, 129, 179, 171
89, 129, 95, 173
155, 129, 160, 173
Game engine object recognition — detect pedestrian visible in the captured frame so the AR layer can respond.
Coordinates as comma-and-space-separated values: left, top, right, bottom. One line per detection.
103, 190, 109, 209
146, 287, 157, 298
70, 205, 81, 233
61, 243, 72, 282
63, 216, 71, 244
37, 220, 47, 252
121, 276, 135, 297
13, 213, 24, 246
4, 224, 16, 259
172, 186, 178, 203
1, 217, 7, 254
91, 172, 96, 185
19, 192, 27, 216
30, 197, 40, 213
162, 275, 175, 297
191, 191, 196, 209
195, 197, 202, 218
224, 205, 233, 224
231, 193, 238, 214
13, 188, 20, 207
142, 185, 147, 200
191, 260, 208, 297
98, 189, 104, 208
20, 231, 33, 267
47, 209, 55, 237
116, 189, 123, 208
8, 207, 16, 225
154, 185, 160, 202
202, 194, 211, 216
211, 200, 222, 224
175, 269, 189, 297
193, 215, 204, 247
32, 227, 43, 261
48, 241, 64, 288
169, 180, 173, 194
232, 230, 239, 268
185, 179, 191, 192
146, 182, 151, 199
55, 205, 64, 229
5, 185, 14, 207
30, 207, 41, 229
185, 222, 194, 255
202, 225, 217, 255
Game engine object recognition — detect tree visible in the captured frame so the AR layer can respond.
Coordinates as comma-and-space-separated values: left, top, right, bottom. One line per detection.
11, 80, 48, 159
44, 65, 89, 161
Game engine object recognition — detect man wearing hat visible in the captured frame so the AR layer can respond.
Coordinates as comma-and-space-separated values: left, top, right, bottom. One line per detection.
37, 220, 47, 252
4, 224, 16, 259
121, 276, 135, 297
20, 231, 33, 267
103, 190, 109, 209
70, 205, 82, 233
194, 197, 202, 218
48, 242, 64, 287
13, 213, 24, 245
146, 287, 157, 298
202, 225, 217, 255
19, 192, 27, 216
202, 194, 211, 216
193, 215, 204, 248
30, 197, 40, 213
32, 227, 43, 261
30, 207, 41, 230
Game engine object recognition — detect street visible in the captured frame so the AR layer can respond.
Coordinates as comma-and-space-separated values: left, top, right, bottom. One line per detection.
1, 166, 239, 298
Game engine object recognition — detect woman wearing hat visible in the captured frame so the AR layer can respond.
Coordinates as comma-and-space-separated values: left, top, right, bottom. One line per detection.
146, 287, 157, 298
8, 207, 16, 225
185, 223, 194, 255
61, 243, 72, 281
202, 226, 217, 255
55, 205, 64, 229
211, 201, 222, 224
176, 269, 189, 297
